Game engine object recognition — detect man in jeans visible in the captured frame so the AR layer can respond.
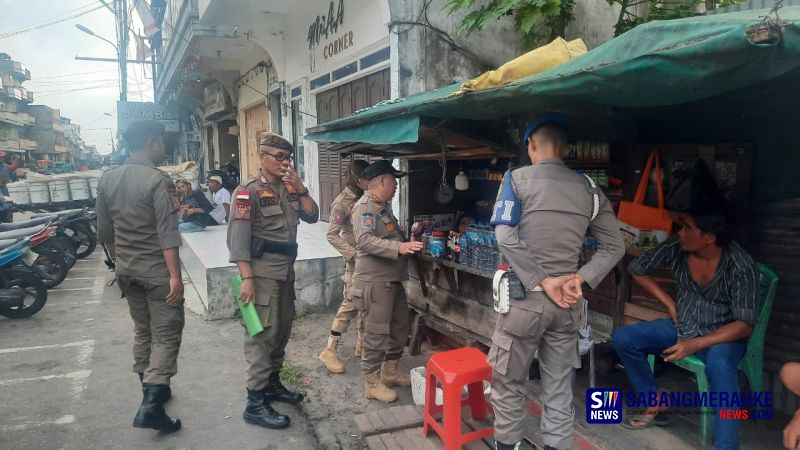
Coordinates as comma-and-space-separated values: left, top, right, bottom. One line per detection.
613, 212, 759, 450
176, 179, 216, 233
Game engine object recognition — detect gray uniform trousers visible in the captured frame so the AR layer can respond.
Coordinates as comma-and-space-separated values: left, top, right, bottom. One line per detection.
489, 292, 582, 449
118, 275, 186, 386
351, 279, 410, 374
244, 276, 296, 391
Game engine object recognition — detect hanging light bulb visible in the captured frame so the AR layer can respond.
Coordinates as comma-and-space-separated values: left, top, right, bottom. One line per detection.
455, 168, 469, 191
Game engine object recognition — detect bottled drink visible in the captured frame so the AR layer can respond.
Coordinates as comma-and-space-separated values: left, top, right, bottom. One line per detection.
458, 232, 467, 265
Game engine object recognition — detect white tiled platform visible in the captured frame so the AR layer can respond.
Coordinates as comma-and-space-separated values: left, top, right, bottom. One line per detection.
180, 222, 345, 320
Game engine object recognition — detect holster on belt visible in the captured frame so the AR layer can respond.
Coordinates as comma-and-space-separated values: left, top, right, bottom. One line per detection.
250, 237, 298, 258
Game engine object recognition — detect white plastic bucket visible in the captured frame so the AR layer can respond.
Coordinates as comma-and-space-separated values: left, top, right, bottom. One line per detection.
7, 182, 30, 205
88, 178, 99, 198
68, 178, 90, 200
28, 182, 50, 204
48, 180, 71, 203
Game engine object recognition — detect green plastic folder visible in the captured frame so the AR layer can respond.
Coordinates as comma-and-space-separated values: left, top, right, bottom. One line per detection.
230, 274, 265, 337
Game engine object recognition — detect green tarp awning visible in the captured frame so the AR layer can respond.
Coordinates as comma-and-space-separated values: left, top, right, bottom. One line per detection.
306, 7, 800, 144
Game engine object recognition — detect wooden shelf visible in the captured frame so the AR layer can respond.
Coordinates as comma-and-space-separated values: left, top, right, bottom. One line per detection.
416, 253, 496, 279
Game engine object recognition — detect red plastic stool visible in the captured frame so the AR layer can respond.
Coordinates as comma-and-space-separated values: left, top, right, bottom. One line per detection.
422, 347, 494, 450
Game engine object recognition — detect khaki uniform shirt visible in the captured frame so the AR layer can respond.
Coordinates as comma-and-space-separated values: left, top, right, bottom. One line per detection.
96, 157, 182, 278
496, 159, 624, 291
326, 185, 360, 263
352, 191, 408, 282
227, 175, 319, 281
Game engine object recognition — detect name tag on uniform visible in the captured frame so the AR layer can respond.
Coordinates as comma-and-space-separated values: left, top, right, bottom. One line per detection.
259, 198, 279, 207
490, 170, 522, 226
361, 213, 376, 230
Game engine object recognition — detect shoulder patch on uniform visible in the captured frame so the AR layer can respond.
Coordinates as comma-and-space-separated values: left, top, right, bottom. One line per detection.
234, 189, 252, 220
332, 210, 346, 225
361, 213, 376, 230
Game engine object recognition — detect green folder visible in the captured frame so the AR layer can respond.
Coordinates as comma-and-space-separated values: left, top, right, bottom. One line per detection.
230, 274, 265, 337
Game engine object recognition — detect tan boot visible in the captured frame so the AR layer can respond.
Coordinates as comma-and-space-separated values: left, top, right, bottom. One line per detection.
364, 371, 397, 403
380, 359, 411, 387
354, 330, 363, 357
318, 335, 345, 374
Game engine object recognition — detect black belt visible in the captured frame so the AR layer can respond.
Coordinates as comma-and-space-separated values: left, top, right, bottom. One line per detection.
251, 238, 298, 258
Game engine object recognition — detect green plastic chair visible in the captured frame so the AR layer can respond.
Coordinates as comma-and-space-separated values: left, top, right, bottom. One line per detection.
646, 263, 779, 446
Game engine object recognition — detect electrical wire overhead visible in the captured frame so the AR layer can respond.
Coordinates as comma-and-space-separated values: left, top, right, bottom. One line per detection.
0, 3, 104, 39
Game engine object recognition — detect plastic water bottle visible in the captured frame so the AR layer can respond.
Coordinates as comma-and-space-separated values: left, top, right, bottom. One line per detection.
459, 232, 468, 265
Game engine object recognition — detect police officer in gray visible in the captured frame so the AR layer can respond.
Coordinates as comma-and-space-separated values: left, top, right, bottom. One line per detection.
490, 115, 624, 450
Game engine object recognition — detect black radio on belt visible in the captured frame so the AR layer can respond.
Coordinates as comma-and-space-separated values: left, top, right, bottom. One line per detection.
250, 238, 299, 258
507, 269, 526, 300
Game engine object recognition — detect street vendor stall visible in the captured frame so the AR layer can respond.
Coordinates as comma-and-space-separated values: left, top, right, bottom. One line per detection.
307, 7, 800, 413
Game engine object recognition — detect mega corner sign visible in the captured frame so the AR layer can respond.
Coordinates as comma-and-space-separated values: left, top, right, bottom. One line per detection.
117, 101, 179, 133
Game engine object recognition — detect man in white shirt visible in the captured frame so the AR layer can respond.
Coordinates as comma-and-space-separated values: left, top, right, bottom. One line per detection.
207, 175, 231, 224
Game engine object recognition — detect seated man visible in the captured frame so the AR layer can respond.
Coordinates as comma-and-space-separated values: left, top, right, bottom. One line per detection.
612, 212, 759, 450
176, 179, 217, 233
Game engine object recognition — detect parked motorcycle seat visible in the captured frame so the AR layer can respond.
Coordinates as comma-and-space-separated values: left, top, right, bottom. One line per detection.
0, 225, 47, 241
0, 217, 53, 232
31, 208, 85, 220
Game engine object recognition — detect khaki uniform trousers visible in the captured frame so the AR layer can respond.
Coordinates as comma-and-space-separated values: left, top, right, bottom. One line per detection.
489, 292, 583, 449
351, 280, 409, 374
244, 276, 296, 391
118, 275, 185, 386
330, 261, 364, 334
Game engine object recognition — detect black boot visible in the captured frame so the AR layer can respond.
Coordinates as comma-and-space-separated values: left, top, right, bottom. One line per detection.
263, 372, 305, 405
138, 373, 171, 403
243, 388, 290, 429
495, 442, 520, 450
132, 384, 181, 433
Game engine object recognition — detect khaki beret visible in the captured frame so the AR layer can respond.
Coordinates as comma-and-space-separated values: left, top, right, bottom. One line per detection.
259, 132, 293, 151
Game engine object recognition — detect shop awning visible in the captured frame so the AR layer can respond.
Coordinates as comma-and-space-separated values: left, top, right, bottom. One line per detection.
306, 7, 800, 145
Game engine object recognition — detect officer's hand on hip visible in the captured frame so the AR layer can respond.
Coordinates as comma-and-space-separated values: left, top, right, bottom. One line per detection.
167, 277, 184, 305
239, 278, 256, 305
399, 241, 423, 255
541, 275, 575, 309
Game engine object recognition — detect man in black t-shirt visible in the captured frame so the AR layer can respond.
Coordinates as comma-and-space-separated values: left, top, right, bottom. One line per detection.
176, 179, 217, 232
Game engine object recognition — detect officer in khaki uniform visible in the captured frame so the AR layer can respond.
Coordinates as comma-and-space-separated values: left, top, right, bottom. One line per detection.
319, 159, 370, 374
351, 160, 423, 402
227, 132, 319, 429
96, 120, 184, 433
490, 115, 624, 450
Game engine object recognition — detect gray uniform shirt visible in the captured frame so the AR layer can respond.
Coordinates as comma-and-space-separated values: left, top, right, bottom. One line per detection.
227, 175, 319, 281
496, 159, 624, 290
352, 191, 408, 282
96, 157, 182, 278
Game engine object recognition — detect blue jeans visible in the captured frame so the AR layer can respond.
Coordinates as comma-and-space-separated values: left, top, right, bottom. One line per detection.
612, 319, 747, 450
178, 220, 205, 233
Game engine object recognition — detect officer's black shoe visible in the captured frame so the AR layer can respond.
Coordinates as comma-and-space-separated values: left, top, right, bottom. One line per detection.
244, 388, 290, 429
544, 446, 558, 450
132, 383, 181, 433
263, 372, 305, 405
495, 442, 520, 450
137, 373, 171, 403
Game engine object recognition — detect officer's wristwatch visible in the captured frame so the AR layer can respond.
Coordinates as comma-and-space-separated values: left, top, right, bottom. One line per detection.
298, 188, 310, 197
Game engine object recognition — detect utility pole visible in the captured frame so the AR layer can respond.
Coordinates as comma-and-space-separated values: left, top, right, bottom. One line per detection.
115, 0, 129, 102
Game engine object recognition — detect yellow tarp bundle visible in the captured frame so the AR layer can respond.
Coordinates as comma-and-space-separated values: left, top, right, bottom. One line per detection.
453, 37, 587, 96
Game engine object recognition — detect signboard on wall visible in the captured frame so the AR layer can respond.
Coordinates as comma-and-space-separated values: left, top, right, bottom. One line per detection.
307, 0, 356, 70
203, 83, 229, 119
117, 101, 180, 133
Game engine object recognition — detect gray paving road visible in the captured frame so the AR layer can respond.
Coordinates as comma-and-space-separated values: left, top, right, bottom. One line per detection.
0, 251, 318, 450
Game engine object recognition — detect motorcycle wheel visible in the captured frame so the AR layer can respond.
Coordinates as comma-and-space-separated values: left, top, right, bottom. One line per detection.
0, 269, 47, 318
67, 222, 97, 259
32, 252, 68, 289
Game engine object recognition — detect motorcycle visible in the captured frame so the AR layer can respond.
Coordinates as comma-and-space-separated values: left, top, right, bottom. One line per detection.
0, 216, 77, 269
0, 223, 68, 289
0, 239, 48, 319
32, 209, 97, 259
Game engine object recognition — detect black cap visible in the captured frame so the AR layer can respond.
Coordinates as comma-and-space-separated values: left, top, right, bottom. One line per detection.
363, 160, 406, 180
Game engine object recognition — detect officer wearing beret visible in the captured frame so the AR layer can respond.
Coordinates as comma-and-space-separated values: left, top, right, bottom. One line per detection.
350, 160, 423, 402
96, 119, 184, 433
490, 115, 624, 450
227, 132, 319, 429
